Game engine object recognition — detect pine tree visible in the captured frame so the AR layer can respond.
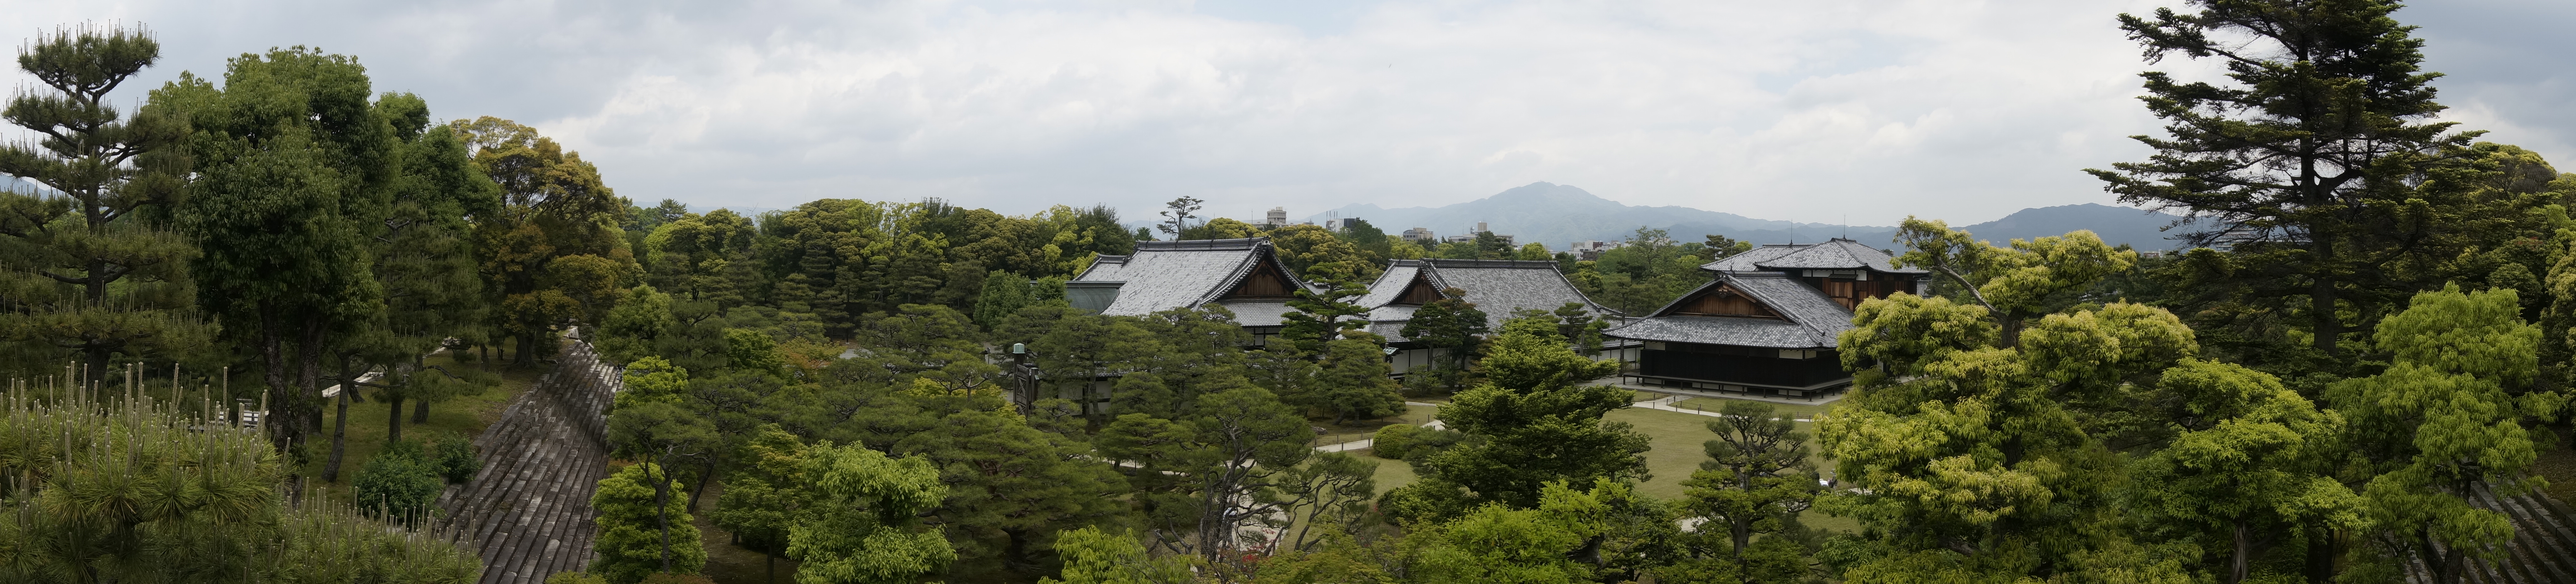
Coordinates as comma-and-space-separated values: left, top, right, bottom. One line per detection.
0, 25, 208, 377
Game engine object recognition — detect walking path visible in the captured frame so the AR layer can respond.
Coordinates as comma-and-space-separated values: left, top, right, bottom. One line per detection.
433, 342, 622, 584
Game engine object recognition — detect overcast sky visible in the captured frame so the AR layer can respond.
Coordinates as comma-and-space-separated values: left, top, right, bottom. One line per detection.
8, 0, 2570, 226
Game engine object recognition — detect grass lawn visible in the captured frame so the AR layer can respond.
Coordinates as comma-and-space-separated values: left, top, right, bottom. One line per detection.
1313, 404, 1441, 447
2538, 423, 2576, 504
1605, 406, 1859, 534
309, 350, 544, 506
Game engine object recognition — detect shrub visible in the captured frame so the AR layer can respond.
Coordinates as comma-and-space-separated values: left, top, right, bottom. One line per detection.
1371, 424, 1418, 459
429, 433, 483, 484
590, 463, 707, 584
545, 572, 609, 584
353, 439, 446, 523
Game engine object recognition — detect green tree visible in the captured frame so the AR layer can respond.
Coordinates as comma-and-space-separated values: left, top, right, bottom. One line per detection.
1400, 287, 1488, 393
712, 425, 814, 584
598, 284, 676, 364
645, 208, 758, 307
457, 116, 639, 367
1332, 218, 1393, 262
607, 401, 718, 576
1682, 401, 1818, 556
1819, 296, 2198, 581
1040, 527, 1194, 584
1309, 333, 1403, 424
2090, 0, 2479, 357
1388, 317, 1637, 520
2130, 359, 2358, 584
592, 462, 710, 584
352, 438, 447, 523
2327, 285, 2567, 584
1156, 197, 1202, 239
971, 270, 1030, 329
0, 25, 207, 377
1280, 276, 1371, 354
1094, 386, 1314, 562
167, 47, 401, 452
787, 441, 955, 584
1891, 218, 2134, 345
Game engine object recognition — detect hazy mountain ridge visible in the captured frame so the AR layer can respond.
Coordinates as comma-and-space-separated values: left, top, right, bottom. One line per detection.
1305, 182, 2191, 250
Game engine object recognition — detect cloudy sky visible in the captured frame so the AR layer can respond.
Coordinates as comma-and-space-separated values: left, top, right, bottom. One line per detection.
8, 0, 2571, 226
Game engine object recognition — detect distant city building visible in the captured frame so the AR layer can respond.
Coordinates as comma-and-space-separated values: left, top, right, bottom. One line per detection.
1263, 207, 1288, 227
1401, 227, 1436, 241
1323, 216, 1364, 231
1571, 240, 1615, 261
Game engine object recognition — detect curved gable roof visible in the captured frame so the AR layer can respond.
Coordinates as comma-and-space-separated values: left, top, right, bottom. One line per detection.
1073, 238, 1312, 317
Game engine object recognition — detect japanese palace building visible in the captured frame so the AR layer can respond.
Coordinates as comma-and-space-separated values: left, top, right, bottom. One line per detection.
1605, 238, 1929, 397
1354, 258, 1631, 374
1067, 237, 1313, 342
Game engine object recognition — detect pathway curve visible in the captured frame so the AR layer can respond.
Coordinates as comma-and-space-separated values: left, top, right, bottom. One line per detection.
433, 342, 622, 584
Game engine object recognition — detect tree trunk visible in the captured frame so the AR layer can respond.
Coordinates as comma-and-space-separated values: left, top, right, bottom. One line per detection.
414, 396, 431, 424
517, 333, 539, 369
2306, 526, 2337, 584
2229, 520, 2250, 584
386, 390, 406, 442
687, 455, 717, 512
324, 381, 352, 482
2310, 243, 2339, 356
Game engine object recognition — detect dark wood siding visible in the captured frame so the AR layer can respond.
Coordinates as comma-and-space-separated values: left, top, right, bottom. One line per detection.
1672, 285, 1779, 317
1228, 259, 1295, 298
1394, 274, 1441, 305
1639, 347, 1847, 388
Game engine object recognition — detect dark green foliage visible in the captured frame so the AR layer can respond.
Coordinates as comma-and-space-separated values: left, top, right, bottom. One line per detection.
1387, 317, 1638, 521
430, 432, 484, 484
1399, 287, 1488, 393
353, 439, 446, 523
972, 270, 1031, 329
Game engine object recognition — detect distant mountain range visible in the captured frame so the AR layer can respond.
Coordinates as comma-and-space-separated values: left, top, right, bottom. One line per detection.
1298, 182, 2195, 250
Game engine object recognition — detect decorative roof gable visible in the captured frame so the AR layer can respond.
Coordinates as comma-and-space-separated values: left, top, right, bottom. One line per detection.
1071, 238, 1314, 319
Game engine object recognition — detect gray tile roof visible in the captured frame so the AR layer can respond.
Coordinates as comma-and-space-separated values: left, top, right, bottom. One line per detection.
1353, 260, 1425, 308
1072, 238, 1311, 317
1702, 238, 1925, 274
1606, 272, 1854, 349
1358, 259, 1617, 342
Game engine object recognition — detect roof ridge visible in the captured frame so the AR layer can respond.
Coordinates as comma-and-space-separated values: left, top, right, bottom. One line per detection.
1135, 237, 1267, 251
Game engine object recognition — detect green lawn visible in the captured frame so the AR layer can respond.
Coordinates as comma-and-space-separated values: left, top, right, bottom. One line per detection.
310, 350, 544, 505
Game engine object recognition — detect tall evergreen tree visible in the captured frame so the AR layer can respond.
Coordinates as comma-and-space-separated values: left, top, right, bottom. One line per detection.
456, 117, 639, 366
0, 25, 208, 377
2090, 0, 2477, 357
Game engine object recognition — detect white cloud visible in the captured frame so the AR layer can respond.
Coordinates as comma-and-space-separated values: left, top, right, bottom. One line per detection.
4, 0, 2567, 226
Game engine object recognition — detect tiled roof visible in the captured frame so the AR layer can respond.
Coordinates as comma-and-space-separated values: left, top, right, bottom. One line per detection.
1357, 259, 1617, 342
1702, 238, 1925, 275
1353, 260, 1425, 308
1702, 244, 1804, 272
1607, 272, 1854, 349
1072, 238, 1310, 317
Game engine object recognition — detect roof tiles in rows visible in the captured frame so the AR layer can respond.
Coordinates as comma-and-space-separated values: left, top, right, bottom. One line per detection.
1702, 238, 1925, 274
1357, 259, 1615, 342
1607, 272, 1854, 349
1214, 299, 1297, 327
1072, 238, 1308, 317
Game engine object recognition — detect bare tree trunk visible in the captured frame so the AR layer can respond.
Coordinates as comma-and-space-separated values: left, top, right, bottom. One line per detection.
414, 396, 431, 424
325, 382, 352, 481
386, 390, 405, 442
2229, 521, 2250, 584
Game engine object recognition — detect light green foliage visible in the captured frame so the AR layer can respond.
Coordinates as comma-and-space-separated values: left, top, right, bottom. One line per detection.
1392, 317, 1642, 519
617, 356, 690, 409
600, 285, 677, 364
1820, 292, 2195, 580
547, 572, 611, 584
1409, 480, 1635, 584
1892, 217, 2134, 344
1371, 423, 1419, 460
1271, 223, 1383, 282
2131, 359, 2356, 583
0, 390, 479, 582
787, 441, 955, 584
2328, 285, 2567, 582
591, 463, 709, 584
723, 327, 788, 377
1272, 452, 1381, 553
713, 425, 813, 579
1039, 527, 1195, 584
